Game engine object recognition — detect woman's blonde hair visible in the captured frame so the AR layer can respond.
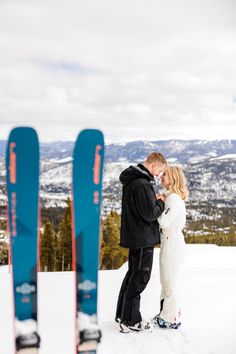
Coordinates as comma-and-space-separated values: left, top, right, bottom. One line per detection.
166, 166, 189, 201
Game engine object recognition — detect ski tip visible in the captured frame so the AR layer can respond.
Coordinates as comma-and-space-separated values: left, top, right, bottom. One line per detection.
76, 129, 104, 141
9, 126, 38, 135
6, 126, 40, 169
79, 128, 103, 134
8, 127, 39, 143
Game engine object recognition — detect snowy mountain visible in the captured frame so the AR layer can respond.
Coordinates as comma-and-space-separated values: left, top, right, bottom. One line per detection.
0, 139, 235, 210
1, 245, 236, 354
0, 139, 236, 163
104, 139, 236, 163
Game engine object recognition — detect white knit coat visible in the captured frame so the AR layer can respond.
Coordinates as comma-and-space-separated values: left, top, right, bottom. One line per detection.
157, 191, 186, 323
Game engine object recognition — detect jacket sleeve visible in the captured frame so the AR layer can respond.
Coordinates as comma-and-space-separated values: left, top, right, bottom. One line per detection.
157, 194, 182, 229
132, 182, 165, 222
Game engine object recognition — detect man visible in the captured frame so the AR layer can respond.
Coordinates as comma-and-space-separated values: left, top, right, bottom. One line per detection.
116, 152, 167, 333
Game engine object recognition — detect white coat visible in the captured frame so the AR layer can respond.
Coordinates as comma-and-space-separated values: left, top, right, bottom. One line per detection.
157, 191, 186, 323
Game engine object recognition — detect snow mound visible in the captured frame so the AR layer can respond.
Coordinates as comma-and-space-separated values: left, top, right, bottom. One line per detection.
0, 245, 236, 354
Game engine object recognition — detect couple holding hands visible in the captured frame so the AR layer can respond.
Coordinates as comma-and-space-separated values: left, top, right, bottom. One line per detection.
115, 152, 189, 333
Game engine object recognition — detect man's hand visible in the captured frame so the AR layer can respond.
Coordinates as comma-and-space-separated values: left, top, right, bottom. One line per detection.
156, 194, 166, 202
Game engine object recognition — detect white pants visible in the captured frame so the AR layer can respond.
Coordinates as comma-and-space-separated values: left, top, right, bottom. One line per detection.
159, 231, 185, 323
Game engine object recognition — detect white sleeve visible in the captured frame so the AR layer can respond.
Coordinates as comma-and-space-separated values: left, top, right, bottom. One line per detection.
157, 194, 183, 229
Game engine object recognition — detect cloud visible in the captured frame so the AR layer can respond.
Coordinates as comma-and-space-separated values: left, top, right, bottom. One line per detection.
0, 0, 235, 142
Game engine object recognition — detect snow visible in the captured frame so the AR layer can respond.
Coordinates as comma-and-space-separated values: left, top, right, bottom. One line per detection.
166, 157, 178, 163
40, 163, 72, 185
15, 319, 37, 336
188, 155, 210, 164
0, 245, 236, 354
103, 161, 130, 187
211, 154, 236, 160
51, 157, 73, 164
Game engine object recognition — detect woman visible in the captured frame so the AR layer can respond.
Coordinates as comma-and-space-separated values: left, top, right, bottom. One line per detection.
152, 166, 189, 329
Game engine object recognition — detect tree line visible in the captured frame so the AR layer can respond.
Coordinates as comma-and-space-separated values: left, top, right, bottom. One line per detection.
39, 201, 128, 271
1, 199, 127, 270
1, 201, 235, 270
30, 204, 236, 270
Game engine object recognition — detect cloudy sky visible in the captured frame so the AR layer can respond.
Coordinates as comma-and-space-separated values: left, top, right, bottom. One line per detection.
0, 0, 235, 143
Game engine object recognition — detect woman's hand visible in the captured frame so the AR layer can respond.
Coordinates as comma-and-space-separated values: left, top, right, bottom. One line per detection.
156, 194, 166, 202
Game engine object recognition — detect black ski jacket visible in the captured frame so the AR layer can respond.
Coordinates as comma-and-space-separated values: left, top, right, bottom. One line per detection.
119, 163, 165, 249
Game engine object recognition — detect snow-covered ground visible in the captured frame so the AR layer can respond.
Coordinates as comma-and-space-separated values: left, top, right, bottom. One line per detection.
1, 245, 236, 354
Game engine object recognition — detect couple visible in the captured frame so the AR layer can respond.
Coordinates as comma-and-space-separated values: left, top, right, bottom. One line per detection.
115, 152, 189, 333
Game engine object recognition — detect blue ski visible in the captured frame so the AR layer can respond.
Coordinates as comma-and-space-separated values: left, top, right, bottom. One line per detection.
72, 129, 104, 354
6, 127, 40, 353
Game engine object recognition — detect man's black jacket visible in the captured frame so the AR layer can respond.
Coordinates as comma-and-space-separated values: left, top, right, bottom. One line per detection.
119, 163, 165, 249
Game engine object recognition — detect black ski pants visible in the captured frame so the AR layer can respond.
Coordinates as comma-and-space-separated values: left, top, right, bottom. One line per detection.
115, 247, 154, 326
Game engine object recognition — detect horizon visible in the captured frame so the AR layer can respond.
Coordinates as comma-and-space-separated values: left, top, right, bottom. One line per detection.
0, 136, 236, 145
0, 137, 236, 145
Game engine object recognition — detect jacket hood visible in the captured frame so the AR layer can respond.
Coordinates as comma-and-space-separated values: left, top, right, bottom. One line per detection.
119, 164, 154, 186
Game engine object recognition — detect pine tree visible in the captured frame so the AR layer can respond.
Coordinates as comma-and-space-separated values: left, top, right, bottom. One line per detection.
0, 242, 8, 265
40, 221, 55, 271
53, 232, 59, 271
100, 211, 128, 269
57, 198, 72, 271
